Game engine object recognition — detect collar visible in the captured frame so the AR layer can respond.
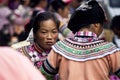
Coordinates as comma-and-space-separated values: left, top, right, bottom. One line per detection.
33, 42, 50, 54
74, 31, 98, 42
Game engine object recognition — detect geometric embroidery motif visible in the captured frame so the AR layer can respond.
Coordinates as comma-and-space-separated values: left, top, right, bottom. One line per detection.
52, 38, 118, 61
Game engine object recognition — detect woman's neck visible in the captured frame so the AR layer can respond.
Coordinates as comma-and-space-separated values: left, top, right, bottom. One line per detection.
79, 28, 90, 32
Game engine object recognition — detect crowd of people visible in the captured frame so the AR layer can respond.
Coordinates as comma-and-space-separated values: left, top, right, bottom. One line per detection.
0, 0, 120, 80
0, 0, 82, 46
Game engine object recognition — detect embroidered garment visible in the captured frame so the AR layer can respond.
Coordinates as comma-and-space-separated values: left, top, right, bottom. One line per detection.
52, 31, 118, 61
17, 42, 50, 68
40, 31, 120, 80
13, 41, 59, 80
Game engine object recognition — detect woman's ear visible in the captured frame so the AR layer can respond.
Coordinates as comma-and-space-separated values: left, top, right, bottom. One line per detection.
90, 23, 103, 36
94, 23, 103, 36
94, 23, 101, 28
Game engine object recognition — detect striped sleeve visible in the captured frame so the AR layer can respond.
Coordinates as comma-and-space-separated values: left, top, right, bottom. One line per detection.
40, 59, 58, 80
40, 50, 61, 80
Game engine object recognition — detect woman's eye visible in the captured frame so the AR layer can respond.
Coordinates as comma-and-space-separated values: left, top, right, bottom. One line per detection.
53, 30, 58, 33
41, 32, 47, 33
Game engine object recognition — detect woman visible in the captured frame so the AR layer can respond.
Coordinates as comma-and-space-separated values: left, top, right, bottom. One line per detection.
50, 0, 70, 24
50, 0, 71, 40
110, 15, 120, 48
24, 0, 48, 39
13, 12, 59, 68
40, 1, 120, 80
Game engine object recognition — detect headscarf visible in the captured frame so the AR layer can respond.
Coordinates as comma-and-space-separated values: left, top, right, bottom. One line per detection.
67, 0, 106, 34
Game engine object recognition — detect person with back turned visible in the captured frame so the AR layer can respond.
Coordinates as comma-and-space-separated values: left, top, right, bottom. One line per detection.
40, 0, 120, 80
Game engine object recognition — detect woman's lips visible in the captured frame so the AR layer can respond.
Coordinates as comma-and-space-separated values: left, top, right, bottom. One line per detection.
46, 42, 54, 46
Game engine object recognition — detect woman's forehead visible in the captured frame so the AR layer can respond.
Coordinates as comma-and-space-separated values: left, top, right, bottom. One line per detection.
39, 19, 56, 28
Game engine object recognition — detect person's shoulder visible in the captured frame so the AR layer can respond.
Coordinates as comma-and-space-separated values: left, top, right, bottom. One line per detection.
0, 47, 22, 58
103, 29, 114, 42
0, 47, 46, 80
104, 41, 120, 55
11, 40, 31, 49
0, 47, 17, 53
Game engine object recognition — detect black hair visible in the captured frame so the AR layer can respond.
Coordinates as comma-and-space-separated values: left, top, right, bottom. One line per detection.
20, 0, 30, 6
50, 0, 68, 12
33, 12, 60, 34
20, 0, 25, 5
67, 0, 106, 34
77, 0, 83, 3
110, 15, 120, 35
30, 0, 46, 8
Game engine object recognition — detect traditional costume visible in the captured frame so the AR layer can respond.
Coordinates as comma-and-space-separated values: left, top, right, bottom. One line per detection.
40, 31, 120, 80
15, 42, 50, 68
40, 0, 120, 80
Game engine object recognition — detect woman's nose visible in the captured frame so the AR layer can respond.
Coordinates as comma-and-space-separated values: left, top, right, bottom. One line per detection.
47, 33, 52, 39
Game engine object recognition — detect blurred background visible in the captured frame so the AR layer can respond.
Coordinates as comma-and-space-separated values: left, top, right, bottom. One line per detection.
0, 0, 120, 46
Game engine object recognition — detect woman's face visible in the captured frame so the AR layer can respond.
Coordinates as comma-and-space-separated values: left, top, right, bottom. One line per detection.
34, 19, 58, 50
24, 0, 30, 6
61, 6, 70, 18
40, 0, 48, 9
